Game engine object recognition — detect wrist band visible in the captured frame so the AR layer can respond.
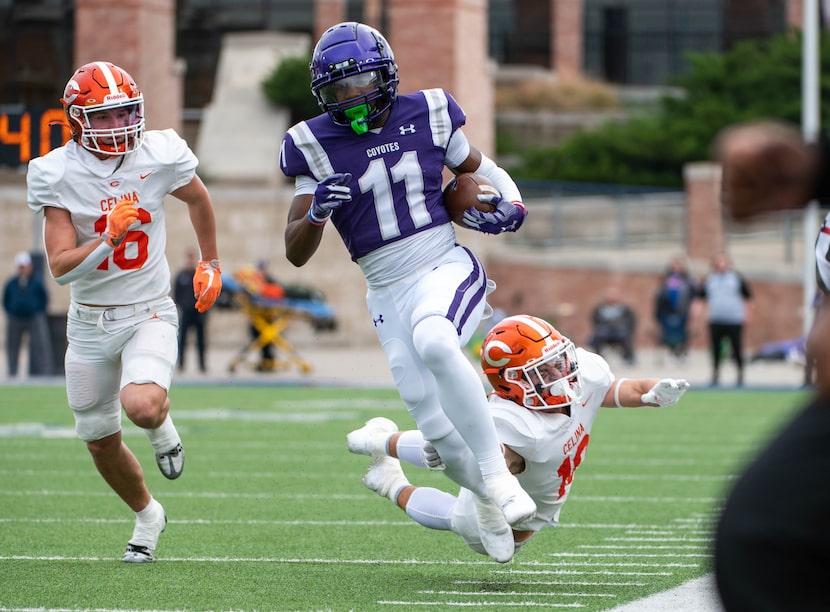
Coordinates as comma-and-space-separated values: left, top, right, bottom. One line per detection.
614, 378, 628, 408
307, 207, 330, 226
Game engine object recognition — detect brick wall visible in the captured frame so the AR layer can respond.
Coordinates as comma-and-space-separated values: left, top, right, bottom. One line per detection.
483, 260, 804, 355
74, 0, 181, 134
552, 0, 584, 77
389, 0, 493, 157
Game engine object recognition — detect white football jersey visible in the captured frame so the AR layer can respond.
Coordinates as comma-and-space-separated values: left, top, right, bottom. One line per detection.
489, 348, 614, 532
27, 130, 198, 305
815, 210, 830, 294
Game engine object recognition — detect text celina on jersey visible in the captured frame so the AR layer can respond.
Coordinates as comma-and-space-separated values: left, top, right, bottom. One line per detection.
280, 89, 463, 260
490, 349, 615, 532
27, 131, 198, 305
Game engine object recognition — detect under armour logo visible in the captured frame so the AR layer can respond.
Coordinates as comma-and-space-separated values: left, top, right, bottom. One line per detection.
373, 314, 384, 327
398, 124, 416, 135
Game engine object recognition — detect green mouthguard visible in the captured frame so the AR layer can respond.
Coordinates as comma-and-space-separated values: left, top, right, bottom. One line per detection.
344, 104, 370, 135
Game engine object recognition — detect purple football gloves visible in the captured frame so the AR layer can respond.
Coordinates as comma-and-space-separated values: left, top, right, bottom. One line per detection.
462, 194, 527, 234
308, 172, 352, 225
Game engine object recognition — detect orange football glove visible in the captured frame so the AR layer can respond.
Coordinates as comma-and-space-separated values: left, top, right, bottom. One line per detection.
193, 259, 222, 313
104, 198, 139, 247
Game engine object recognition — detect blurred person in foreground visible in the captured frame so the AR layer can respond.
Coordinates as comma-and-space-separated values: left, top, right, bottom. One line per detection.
280, 22, 532, 562
347, 314, 689, 560
26, 61, 222, 563
3, 251, 53, 376
713, 119, 830, 610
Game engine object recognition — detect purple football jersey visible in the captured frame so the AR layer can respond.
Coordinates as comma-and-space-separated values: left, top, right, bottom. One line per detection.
280, 89, 466, 260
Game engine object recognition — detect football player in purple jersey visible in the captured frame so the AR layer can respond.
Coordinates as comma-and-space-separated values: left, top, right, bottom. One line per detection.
280, 22, 531, 562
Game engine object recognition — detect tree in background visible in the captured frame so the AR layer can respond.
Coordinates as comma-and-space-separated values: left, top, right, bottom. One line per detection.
261, 54, 320, 124
514, 31, 830, 188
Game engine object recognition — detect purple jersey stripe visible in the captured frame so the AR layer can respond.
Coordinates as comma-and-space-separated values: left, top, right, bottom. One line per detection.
447, 246, 487, 336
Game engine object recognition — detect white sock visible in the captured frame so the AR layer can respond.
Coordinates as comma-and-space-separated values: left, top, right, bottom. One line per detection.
404, 487, 455, 531
396, 430, 427, 467
145, 415, 180, 453
130, 498, 164, 546
136, 497, 161, 519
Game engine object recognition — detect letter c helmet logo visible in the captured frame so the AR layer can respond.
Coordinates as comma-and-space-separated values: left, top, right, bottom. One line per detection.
62, 80, 81, 105
483, 339, 513, 368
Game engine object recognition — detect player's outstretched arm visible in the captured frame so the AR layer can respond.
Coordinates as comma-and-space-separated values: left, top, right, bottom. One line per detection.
602, 377, 690, 408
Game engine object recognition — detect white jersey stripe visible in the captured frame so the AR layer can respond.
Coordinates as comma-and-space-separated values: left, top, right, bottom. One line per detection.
423, 88, 451, 148
286, 122, 335, 181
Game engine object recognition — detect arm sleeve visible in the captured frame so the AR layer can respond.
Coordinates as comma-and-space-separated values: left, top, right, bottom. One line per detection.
51, 240, 114, 286
473, 153, 523, 204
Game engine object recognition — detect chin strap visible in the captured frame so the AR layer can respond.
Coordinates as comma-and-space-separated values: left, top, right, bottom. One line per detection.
345, 104, 370, 135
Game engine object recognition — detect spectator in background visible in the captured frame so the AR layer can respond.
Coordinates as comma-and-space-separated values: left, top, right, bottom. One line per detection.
3, 251, 53, 377
173, 251, 207, 373
697, 253, 752, 387
654, 256, 697, 360
590, 285, 636, 364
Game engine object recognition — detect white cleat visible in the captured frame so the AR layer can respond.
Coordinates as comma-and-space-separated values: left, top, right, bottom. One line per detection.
122, 499, 167, 563
347, 417, 398, 457
484, 471, 537, 528
155, 442, 185, 480
362, 456, 410, 502
473, 494, 515, 563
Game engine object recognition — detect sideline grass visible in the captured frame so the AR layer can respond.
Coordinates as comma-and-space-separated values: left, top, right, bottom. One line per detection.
0, 383, 807, 611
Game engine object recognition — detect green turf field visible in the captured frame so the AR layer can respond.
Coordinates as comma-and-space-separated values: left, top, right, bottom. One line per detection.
0, 382, 807, 611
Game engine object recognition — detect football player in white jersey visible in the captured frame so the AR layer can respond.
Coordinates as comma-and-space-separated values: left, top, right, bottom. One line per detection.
281, 22, 533, 562
26, 61, 222, 563
347, 314, 689, 560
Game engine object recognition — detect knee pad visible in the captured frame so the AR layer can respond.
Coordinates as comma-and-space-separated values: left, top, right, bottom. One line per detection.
65, 356, 121, 442
383, 338, 426, 407
412, 317, 459, 370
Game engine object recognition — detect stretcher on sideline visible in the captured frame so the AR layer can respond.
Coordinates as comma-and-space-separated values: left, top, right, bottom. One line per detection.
218, 271, 337, 374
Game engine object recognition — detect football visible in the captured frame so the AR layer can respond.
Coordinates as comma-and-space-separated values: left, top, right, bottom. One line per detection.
442, 172, 499, 227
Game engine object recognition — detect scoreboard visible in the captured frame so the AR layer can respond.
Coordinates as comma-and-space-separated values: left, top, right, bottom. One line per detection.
0, 107, 72, 166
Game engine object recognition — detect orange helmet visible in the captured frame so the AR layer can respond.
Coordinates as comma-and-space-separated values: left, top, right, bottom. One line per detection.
60, 61, 144, 156
480, 314, 581, 410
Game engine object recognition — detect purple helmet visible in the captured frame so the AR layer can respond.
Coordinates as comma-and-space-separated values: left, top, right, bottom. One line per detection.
310, 22, 399, 131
